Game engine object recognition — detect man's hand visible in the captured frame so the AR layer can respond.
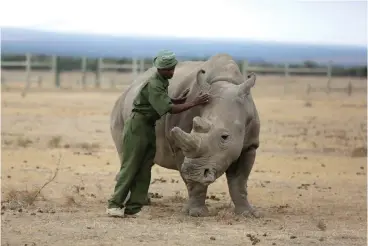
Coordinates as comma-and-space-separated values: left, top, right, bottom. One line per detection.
193, 93, 210, 106
169, 92, 211, 114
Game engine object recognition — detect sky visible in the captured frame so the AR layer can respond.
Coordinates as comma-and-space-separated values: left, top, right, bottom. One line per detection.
0, 0, 367, 46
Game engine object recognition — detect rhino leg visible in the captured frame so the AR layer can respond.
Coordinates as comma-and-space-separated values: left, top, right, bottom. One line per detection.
111, 125, 124, 181
225, 146, 260, 218
182, 181, 209, 217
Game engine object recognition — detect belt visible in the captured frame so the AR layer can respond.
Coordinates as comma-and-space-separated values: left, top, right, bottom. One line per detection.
131, 112, 156, 126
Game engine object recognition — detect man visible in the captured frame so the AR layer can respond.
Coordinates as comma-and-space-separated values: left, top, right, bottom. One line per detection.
106, 50, 211, 218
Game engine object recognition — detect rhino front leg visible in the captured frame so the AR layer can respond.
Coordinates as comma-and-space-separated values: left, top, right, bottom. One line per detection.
226, 146, 260, 218
182, 182, 209, 217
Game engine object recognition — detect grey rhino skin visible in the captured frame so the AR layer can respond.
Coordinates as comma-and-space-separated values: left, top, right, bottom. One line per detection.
110, 53, 260, 217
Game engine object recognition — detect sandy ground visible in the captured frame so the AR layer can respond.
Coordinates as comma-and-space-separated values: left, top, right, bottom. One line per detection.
1, 72, 367, 246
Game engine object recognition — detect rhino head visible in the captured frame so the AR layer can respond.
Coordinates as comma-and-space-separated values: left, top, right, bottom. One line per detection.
170, 69, 256, 185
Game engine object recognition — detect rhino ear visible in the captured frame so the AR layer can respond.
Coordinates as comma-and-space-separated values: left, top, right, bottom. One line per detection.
237, 72, 256, 97
196, 69, 210, 91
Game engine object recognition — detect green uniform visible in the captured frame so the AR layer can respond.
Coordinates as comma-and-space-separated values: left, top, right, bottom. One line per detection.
107, 72, 173, 215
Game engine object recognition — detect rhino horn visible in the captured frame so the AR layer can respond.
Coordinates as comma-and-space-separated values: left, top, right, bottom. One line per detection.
237, 72, 256, 97
193, 116, 211, 133
170, 127, 200, 153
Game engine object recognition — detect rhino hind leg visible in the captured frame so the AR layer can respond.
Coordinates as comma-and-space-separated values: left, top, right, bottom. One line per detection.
182, 182, 210, 217
225, 146, 261, 218
111, 125, 124, 181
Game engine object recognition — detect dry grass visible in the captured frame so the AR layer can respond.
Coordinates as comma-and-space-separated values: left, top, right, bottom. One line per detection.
3, 189, 40, 210
48, 135, 63, 148
351, 146, 367, 158
1, 72, 367, 246
2, 153, 61, 211
74, 142, 100, 151
16, 136, 33, 148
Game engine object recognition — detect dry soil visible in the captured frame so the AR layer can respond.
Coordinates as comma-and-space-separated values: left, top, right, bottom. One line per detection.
1, 72, 367, 246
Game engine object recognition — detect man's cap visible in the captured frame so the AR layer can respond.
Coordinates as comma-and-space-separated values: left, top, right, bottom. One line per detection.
153, 50, 178, 69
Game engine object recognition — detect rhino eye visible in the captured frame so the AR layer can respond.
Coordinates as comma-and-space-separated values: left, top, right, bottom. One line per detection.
221, 134, 229, 141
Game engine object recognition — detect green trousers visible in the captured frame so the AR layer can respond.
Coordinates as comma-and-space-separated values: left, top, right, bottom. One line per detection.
107, 112, 156, 214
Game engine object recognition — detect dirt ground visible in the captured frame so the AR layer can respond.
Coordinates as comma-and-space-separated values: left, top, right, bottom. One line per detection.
1, 72, 367, 246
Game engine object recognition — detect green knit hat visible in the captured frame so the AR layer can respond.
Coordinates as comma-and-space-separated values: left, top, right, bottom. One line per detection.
153, 50, 178, 69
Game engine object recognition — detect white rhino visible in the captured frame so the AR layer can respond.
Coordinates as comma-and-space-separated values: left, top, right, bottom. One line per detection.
110, 53, 260, 217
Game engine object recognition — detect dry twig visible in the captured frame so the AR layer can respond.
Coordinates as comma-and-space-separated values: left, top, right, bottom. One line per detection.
29, 153, 62, 204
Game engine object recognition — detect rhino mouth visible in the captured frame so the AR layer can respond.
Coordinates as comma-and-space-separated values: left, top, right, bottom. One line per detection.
180, 157, 217, 185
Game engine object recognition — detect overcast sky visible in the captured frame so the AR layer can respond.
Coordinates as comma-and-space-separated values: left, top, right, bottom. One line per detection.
1, 0, 367, 46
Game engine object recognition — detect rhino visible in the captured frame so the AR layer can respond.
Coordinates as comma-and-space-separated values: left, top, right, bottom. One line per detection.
110, 53, 260, 217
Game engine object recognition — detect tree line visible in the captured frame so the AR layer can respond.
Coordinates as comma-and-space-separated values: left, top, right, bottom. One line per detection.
1, 54, 366, 77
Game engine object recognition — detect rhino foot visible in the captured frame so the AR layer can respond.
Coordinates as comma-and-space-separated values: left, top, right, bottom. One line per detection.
234, 205, 261, 218
188, 205, 210, 217
182, 203, 209, 217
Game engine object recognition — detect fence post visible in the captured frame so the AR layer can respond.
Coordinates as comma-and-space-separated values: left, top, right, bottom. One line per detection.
81, 57, 87, 88
242, 60, 248, 78
21, 53, 32, 97
284, 63, 289, 77
25, 53, 31, 86
96, 58, 102, 88
24, 53, 31, 95
52, 55, 60, 88
132, 58, 138, 79
139, 58, 145, 73
327, 61, 332, 92
284, 62, 290, 94
1, 73, 5, 87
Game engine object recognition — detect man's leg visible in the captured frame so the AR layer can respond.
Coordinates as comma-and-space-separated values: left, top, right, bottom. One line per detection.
124, 127, 156, 215
107, 117, 148, 216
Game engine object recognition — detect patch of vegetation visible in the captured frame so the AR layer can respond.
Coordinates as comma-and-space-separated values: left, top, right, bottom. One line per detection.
2, 153, 61, 210
16, 136, 33, 148
304, 101, 312, 107
3, 189, 40, 210
75, 142, 100, 151
351, 146, 367, 158
48, 135, 62, 148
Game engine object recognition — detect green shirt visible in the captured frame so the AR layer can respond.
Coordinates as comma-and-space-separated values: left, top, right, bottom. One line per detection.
132, 72, 173, 123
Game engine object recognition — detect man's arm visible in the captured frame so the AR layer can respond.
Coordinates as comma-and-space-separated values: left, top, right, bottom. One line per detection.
169, 101, 197, 114
147, 81, 173, 117
171, 97, 186, 104
171, 88, 189, 104
148, 81, 209, 116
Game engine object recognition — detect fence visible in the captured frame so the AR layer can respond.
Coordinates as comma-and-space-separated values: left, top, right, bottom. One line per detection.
305, 80, 366, 96
1, 52, 336, 92
1, 54, 153, 88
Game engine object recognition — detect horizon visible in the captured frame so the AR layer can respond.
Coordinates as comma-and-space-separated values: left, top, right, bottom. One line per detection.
1, 26, 367, 67
1, 0, 367, 47
1, 26, 367, 50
